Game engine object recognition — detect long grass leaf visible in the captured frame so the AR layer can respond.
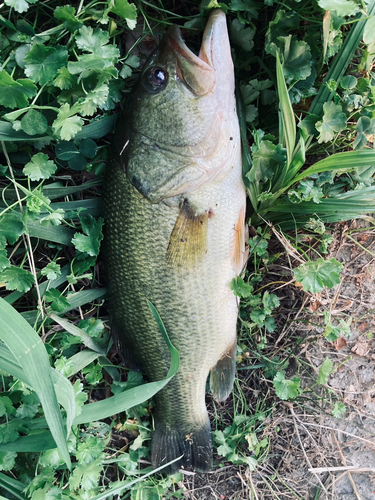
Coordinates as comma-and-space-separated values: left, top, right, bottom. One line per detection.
49, 198, 103, 218
1, 179, 102, 202
88, 457, 182, 500
266, 186, 375, 228
276, 51, 295, 168
50, 314, 107, 355
0, 299, 71, 468
0, 345, 76, 439
0, 433, 57, 452
63, 288, 107, 313
66, 350, 101, 376
0, 472, 27, 500
26, 221, 75, 246
309, 0, 375, 118
0, 120, 50, 142
74, 114, 117, 140
292, 149, 375, 184
74, 303, 179, 424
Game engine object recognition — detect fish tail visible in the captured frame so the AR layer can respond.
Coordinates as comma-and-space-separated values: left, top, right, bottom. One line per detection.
151, 419, 212, 474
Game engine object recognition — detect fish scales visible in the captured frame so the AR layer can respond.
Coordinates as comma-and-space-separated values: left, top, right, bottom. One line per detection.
103, 9, 247, 472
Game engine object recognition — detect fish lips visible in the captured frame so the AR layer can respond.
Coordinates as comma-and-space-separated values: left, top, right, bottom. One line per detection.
160, 9, 231, 96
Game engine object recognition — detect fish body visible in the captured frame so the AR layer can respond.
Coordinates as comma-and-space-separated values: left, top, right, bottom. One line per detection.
103, 9, 247, 472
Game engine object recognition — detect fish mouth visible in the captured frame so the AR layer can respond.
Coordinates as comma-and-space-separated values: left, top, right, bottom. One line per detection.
165, 9, 229, 95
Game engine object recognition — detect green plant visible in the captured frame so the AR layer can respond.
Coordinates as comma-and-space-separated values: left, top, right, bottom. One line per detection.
1, 0, 375, 497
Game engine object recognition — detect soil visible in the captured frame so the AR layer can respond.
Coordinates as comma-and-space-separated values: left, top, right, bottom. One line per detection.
173, 219, 375, 500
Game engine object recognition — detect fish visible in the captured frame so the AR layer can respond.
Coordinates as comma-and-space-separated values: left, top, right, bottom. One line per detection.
103, 9, 247, 473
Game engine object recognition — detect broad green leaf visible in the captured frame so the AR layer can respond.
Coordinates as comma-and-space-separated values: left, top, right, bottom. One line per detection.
288, 179, 323, 204
249, 140, 286, 184
75, 26, 120, 60
315, 101, 347, 143
71, 214, 104, 256
20, 109, 48, 136
0, 266, 34, 293
0, 299, 71, 468
68, 153, 87, 171
341, 75, 357, 89
294, 257, 343, 293
24, 45, 68, 86
45, 289, 70, 312
23, 153, 57, 181
273, 371, 301, 400
318, 0, 359, 17
80, 138, 97, 158
4, 0, 29, 14
0, 451, 17, 472
54, 5, 82, 32
0, 72, 37, 109
265, 9, 299, 56
0, 249, 10, 272
230, 276, 253, 298
332, 401, 346, 418
78, 84, 109, 116
52, 103, 83, 141
230, 19, 255, 51
53, 67, 76, 90
111, 0, 138, 30
279, 36, 312, 82
318, 358, 334, 384
55, 140, 79, 160
41, 262, 61, 281
0, 212, 24, 247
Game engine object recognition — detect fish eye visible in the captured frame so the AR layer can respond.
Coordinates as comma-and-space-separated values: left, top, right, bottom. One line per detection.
143, 66, 168, 92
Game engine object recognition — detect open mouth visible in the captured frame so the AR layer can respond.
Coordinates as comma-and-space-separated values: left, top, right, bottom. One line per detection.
163, 10, 228, 95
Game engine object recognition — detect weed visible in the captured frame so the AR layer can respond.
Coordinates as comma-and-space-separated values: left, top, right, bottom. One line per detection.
1, 0, 375, 498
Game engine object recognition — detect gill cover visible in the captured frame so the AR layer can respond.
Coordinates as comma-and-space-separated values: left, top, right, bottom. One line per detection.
114, 9, 237, 202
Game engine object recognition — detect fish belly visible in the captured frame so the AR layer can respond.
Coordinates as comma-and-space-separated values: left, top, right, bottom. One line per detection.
103, 156, 245, 472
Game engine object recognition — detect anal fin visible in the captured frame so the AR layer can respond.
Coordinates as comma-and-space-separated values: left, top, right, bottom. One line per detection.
210, 341, 237, 402
166, 199, 208, 267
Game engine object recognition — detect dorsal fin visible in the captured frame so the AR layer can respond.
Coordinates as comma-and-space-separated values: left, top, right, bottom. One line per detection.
166, 199, 208, 267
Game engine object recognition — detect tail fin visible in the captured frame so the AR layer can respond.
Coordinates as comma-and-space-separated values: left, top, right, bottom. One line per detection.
151, 421, 212, 474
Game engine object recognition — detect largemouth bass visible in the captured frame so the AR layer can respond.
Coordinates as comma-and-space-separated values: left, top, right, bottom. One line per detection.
103, 9, 247, 472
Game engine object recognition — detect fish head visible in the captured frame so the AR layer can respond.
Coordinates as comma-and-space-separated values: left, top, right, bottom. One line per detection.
115, 9, 238, 201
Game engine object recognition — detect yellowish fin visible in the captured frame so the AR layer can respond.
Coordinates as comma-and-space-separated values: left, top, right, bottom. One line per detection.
231, 205, 248, 274
166, 199, 208, 267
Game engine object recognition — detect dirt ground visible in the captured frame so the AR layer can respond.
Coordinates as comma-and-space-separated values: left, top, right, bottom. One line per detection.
174, 219, 375, 500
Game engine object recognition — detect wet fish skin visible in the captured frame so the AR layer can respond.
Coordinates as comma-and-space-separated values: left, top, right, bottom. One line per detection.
103, 9, 247, 472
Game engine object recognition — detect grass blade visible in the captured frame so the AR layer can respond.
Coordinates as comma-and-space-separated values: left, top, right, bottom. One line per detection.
266, 186, 375, 228
292, 149, 375, 184
276, 51, 296, 168
0, 299, 71, 469
309, 0, 375, 118
0, 433, 56, 453
74, 302, 179, 424
0, 472, 27, 500
27, 221, 75, 246
0, 345, 76, 439
50, 314, 107, 355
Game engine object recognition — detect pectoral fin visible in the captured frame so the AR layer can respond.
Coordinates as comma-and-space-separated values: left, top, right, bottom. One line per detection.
210, 342, 237, 402
166, 199, 208, 267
